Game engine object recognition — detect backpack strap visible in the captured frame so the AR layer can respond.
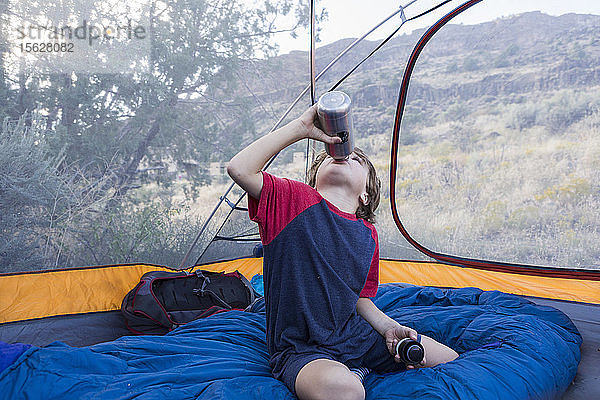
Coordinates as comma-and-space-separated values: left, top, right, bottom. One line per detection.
192, 270, 232, 309
191, 270, 259, 309
235, 271, 258, 305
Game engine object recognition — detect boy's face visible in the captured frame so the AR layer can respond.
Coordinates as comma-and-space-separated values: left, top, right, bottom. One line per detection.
315, 151, 369, 199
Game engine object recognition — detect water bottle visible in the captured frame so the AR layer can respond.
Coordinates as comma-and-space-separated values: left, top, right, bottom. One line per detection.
316, 91, 355, 160
395, 336, 425, 365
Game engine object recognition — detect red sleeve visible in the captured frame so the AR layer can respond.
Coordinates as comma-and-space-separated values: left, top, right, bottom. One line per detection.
359, 224, 379, 298
247, 171, 321, 245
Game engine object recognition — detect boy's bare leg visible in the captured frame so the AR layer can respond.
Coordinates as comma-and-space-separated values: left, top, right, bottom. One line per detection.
418, 334, 459, 368
295, 358, 365, 400
293, 337, 457, 399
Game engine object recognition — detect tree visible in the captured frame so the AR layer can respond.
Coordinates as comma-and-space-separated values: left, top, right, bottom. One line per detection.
0, 0, 325, 269
4, 0, 318, 196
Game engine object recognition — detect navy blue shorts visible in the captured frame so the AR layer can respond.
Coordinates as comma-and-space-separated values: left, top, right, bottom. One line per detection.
273, 333, 406, 396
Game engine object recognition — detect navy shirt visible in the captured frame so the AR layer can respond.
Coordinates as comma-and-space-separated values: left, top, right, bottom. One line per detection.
248, 172, 380, 375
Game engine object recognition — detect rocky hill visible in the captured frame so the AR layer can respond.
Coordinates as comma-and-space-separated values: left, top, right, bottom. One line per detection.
206, 11, 600, 267
212, 11, 599, 142
247, 11, 600, 96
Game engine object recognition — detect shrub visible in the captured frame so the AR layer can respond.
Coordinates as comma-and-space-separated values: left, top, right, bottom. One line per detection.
508, 104, 538, 131
0, 118, 69, 271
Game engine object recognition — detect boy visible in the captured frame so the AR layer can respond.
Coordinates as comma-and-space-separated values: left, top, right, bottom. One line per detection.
227, 105, 458, 400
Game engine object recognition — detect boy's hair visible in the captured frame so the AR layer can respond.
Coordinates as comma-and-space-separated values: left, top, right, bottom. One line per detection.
307, 147, 381, 223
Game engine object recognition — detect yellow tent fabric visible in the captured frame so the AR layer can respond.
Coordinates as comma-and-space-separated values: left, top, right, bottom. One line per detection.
379, 260, 600, 304
1, 258, 598, 324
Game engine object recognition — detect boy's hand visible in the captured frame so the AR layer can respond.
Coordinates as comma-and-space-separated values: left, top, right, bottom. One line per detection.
383, 324, 426, 368
297, 104, 342, 145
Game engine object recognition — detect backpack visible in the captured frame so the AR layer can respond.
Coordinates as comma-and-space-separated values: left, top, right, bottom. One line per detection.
121, 269, 259, 335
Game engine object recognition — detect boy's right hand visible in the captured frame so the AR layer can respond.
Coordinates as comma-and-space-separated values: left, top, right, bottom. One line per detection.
297, 104, 343, 145
384, 324, 427, 369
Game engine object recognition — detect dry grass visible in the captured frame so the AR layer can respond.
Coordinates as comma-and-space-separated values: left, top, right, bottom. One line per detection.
368, 89, 600, 269
123, 87, 600, 270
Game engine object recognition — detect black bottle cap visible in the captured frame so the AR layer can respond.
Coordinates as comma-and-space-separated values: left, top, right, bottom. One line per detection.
406, 344, 425, 363
396, 338, 425, 365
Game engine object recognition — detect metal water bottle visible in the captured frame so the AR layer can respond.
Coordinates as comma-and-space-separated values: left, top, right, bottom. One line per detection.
316, 91, 355, 160
395, 336, 425, 366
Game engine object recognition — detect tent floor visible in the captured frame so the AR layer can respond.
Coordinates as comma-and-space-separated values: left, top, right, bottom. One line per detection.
526, 297, 600, 400
2, 293, 598, 399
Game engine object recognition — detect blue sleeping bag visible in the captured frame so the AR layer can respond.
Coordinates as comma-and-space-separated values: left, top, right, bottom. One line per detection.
0, 284, 581, 399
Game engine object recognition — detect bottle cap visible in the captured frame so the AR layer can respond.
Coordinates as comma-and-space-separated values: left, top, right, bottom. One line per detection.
406, 344, 425, 363
395, 338, 425, 365
317, 91, 351, 116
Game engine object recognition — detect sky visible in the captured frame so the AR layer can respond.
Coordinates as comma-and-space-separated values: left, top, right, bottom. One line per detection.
267, 0, 600, 55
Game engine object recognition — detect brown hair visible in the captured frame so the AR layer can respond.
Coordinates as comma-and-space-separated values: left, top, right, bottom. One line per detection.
307, 147, 381, 223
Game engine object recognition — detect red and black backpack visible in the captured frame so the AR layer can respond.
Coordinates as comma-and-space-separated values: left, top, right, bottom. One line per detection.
121, 269, 259, 335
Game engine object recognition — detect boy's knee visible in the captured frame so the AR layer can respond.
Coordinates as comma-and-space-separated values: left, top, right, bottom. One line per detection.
308, 374, 365, 400
296, 362, 365, 400
345, 381, 366, 400
329, 376, 364, 400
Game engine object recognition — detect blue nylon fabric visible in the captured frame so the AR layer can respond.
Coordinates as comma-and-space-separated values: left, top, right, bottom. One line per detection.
0, 342, 31, 373
0, 284, 581, 399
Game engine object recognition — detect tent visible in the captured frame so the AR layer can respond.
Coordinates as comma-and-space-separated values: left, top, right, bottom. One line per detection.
1, 0, 599, 398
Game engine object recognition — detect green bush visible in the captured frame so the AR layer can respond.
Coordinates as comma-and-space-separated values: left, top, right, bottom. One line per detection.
65, 202, 199, 267
0, 118, 69, 271
508, 104, 538, 131
0, 117, 202, 272
541, 90, 599, 133
493, 44, 520, 68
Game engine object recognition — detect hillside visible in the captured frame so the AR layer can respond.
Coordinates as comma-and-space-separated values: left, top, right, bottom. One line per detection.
221, 12, 597, 132
201, 11, 600, 268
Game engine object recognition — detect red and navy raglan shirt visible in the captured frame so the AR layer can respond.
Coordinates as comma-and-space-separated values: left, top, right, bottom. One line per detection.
248, 171, 385, 378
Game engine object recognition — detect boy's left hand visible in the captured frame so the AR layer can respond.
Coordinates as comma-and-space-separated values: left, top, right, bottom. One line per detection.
297, 104, 342, 145
383, 324, 425, 368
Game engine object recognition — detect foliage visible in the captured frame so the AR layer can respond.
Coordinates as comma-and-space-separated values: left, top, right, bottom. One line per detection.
0, 117, 202, 271
63, 202, 200, 267
493, 44, 520, 68
0, 118, 70, 269
392, 91, 600, 269
3, 0, 314, 203
507, 89, 599, 133
0, 0, 317, 271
